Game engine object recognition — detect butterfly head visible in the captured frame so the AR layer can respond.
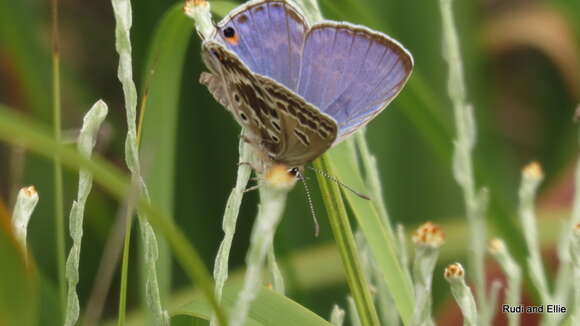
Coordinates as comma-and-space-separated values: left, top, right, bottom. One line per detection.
264, 163, 302, 190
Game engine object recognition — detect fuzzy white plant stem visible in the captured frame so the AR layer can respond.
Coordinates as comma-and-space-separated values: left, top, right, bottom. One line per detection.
11, 186, 39, 254
411, 247, 437, 326
184, 0, 215, 40
445, 263, 478, 326
210, 138, 252, 326
488, 239, 521, 326
267, 245, 286, 294
411, 223, 445, 326
330, 305, 346, 326
229, 184, 288, 326
111, 0, 168, 324
518, 163, 551, 304
438, 0, 489, 322
63, 100, 108, 326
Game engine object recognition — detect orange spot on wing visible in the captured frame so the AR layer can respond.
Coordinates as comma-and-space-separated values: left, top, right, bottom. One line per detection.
225, 34, 239, 46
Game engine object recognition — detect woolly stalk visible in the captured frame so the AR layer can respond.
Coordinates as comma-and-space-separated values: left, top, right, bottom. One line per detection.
228, 182, 289, 326
438, 0, 490, 322
209, 138, 252, 326
111, 0, 168, 324
411, 223, 445, 326
488, 239, 521, 326
11, 186, 39, 255
64, 100, 108, 326
518, 163, 550, 304
444, 263, 478, 326
330, 305, 346, 326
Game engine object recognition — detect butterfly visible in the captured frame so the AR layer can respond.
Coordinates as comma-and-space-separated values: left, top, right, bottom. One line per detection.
199, 0, 413, 185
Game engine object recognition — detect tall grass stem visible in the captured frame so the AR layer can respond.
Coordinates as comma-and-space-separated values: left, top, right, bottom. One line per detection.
314, 156, 381, 326
51, 0, 66, 315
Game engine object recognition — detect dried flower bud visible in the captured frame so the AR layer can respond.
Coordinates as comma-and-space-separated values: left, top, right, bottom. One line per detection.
444, 263, 465, 280
22, 186, 37, 197
412, 222, 445, 248
488, 238, 506, 255
184, 0, 214, 40
523, 162, 543, 179
184, 0, 207, 10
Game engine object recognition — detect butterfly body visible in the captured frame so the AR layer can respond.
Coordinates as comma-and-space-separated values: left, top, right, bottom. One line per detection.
199, 0, 413, 180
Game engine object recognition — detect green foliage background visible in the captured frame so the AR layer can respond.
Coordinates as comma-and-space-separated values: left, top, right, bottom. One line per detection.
0, 0, 579, 325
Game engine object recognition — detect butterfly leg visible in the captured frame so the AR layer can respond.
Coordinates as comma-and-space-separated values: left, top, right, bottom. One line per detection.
244, 184, 260, 193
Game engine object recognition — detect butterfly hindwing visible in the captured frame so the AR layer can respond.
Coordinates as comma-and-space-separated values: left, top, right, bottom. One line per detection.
215, 0, 308, 90
254, 74, 337, 166
297, 22, 413, 144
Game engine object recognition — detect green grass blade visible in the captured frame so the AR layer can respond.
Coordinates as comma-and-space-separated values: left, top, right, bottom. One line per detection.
174, 282, 333, 326
313, 156, 381, 326
50, 0, 66, 316
322, 143, 415, 326
0, 104, 228, 325
139, 2, 195, 306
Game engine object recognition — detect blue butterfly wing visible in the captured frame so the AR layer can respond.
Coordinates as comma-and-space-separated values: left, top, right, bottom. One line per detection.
214, 0, 308, 90
297, 23, 413, 144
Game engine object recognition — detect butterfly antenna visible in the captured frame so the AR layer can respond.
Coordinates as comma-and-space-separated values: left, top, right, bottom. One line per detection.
297, 170, 320, 237
307, 166, 371, 200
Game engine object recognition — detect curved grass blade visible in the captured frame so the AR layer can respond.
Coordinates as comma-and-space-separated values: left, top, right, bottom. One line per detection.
321, 143, 415, 326
0, 104, 228, 325
139, 1, 196, 306
313, 156, 381, 326
174, 282, 333, 326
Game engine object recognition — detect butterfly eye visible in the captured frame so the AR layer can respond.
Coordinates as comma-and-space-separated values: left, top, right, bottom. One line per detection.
288, 167, 300, 177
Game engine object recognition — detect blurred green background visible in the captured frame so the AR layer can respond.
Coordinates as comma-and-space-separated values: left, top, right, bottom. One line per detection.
0, 0, 579, 325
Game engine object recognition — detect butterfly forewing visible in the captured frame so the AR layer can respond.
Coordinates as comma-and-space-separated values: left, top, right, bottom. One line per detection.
201, 41, 337, 166
297, 22, 413, 144
215, 0, 308, 90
